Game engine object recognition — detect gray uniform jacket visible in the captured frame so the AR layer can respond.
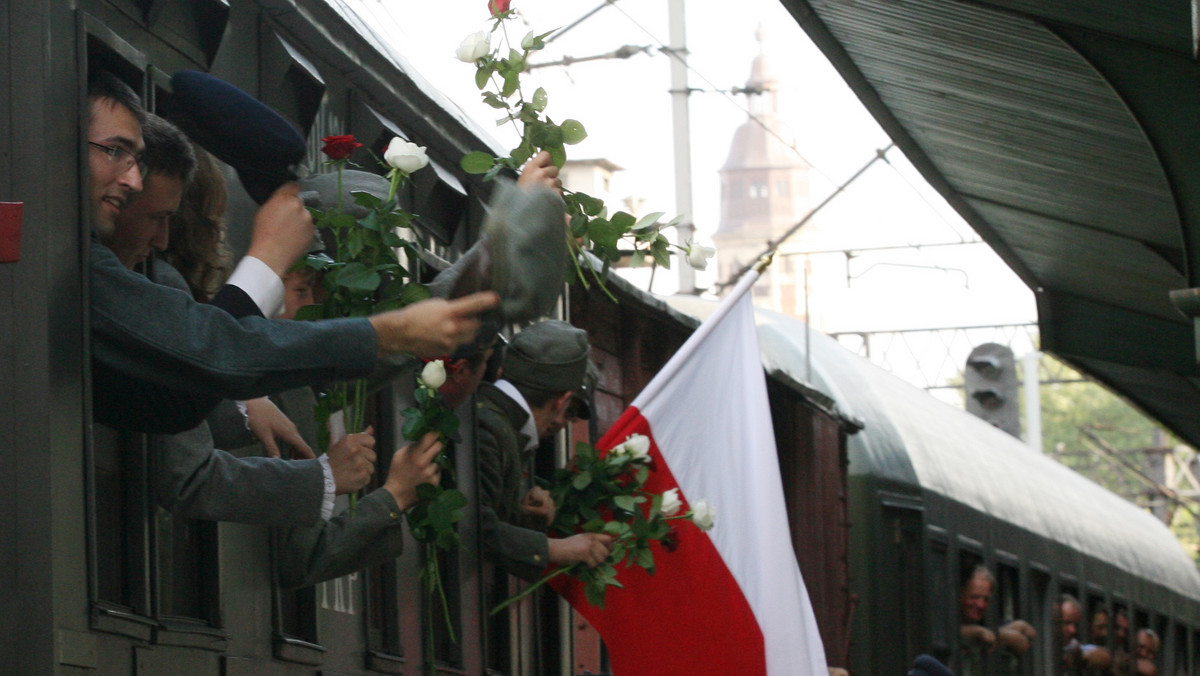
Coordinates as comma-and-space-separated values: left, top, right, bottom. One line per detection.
90, 237, 377, 433
475, 382, 550, 581
143, 261, 326, 526
272, 384, 407, 589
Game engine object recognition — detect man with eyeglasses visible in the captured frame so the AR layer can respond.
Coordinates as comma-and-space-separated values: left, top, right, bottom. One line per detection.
85, 71, 500, 433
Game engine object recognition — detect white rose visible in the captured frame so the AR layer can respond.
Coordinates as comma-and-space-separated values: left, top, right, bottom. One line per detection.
685, 240, 716, 271
384, 137, 429, 174
456, 31, 491, 63
622, 433, 651, 461
660, 488, 683, 517
690, 498, 715, 531
419, 359, 447, 390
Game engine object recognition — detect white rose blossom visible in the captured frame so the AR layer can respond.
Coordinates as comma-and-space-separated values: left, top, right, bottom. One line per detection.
690, 498, 715, 531
384, 138, 429, 174
660, 488, 683, 517
456, 31, 491, 63
685, 240, 716, 271
419, 359, 447, 390
621, 433, 651, 461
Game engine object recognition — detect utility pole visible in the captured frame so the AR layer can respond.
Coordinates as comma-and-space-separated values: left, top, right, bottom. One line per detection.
667, 0, 696, 294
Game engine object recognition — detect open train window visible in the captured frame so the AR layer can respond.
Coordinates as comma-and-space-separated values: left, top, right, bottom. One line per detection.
995, 561, 1019, 627
1172, 623, 1188, 676
1085, 592, 1107, 647
1029, 567, 1052, 674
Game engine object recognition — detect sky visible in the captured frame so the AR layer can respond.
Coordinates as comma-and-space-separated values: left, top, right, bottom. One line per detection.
345, 0, 1038, 389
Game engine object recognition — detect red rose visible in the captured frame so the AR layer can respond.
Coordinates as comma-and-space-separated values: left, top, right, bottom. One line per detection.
488, 0, 511, 15
321, 134, 363, 161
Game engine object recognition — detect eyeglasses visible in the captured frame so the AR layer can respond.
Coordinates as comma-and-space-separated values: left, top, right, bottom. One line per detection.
88, 141, 146, 175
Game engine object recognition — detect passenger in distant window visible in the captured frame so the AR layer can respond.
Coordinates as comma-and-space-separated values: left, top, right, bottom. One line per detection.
1056, 595, 1114, 674
1110, 610, 1134, 675
957, 565, 1035, 675
1076, 608, 1113, 674
1133, 628, 1159, 676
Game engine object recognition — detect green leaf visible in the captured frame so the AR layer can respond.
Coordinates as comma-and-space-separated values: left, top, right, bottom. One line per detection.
614, 495, 636, 512
475, 66, 491, 90
461, 151, 496, 175
576, 192, 605, 217
560, 119, 587, 145
629, 250, 646, 268
501, 69, 520, 98
572, 471, 593, 490
610, 211, 636, 233
337, 262, 380, 293
632, 211, 665, 232
351, 190, 382, 211
401, 415, 426, 441
531, 87, 548, 112
584, 582, 607, 609
529, 122, 563, 150
399, 282, 432, 305
482, 91, 509, 109
651, 239, 673, 269
548, 146, 567, 169
292, 304, 325, 321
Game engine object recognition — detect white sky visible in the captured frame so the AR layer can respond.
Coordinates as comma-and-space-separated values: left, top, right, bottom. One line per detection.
347, 0, 1037, 342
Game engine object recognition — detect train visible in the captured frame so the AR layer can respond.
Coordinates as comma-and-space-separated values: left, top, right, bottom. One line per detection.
3, 1, 1199, 674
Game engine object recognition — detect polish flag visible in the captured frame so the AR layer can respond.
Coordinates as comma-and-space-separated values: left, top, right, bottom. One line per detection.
553, 268, 828, 675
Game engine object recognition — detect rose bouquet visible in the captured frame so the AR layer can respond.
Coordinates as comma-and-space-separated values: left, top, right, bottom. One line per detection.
456, 2, 716, 297
493, 433, 713, 612
298, 137, 467, 650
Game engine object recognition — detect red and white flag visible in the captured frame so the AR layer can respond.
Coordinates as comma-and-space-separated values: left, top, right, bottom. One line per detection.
554, 269, 828, 675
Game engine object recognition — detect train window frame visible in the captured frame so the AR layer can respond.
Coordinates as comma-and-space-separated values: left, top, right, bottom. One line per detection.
1029, 565, 1052, 675
925, 525, 950, 657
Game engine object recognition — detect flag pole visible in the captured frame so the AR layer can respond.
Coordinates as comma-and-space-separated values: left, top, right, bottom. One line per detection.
632, 253, 773, 408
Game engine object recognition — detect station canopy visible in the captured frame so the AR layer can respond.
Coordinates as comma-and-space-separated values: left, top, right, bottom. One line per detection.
778, 0, 1200, 447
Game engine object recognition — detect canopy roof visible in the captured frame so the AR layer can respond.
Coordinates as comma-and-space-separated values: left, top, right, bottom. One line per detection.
778, 0, 1200, 447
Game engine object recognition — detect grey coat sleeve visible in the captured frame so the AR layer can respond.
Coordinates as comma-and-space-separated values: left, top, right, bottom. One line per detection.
276, 488, 406, 589
150, 421, 324, 527
90, 238, 378, 402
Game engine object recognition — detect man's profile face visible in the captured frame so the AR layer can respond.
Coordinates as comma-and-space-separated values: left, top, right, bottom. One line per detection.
108, 173, 183, 269
538, 391, 576, 439
1059, 601, 1082, 642
960, 575, 991, 624
87, 97, 144, 237
1114, 613, 1129, 646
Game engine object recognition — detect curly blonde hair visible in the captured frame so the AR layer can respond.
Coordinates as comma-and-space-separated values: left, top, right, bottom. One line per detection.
162, 145, 232, 301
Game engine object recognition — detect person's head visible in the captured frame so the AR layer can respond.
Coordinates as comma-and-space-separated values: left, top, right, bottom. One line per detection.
1091, 609, 1109, 644
86, 71, 146, 238
162, 146, 231, 301
502, 320, 591, 439
107, 114, 196, 269
1135, 629, 1159, 660
440, 349, 493, 408
959, 565, 994, 624
1056, 594, 1083, 643
278, 268, 318, 320
1114, 610, 1130, 648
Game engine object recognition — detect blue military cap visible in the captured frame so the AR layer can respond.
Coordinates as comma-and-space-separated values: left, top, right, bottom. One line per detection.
168, 70, 306, 204
909, 655, 955, 676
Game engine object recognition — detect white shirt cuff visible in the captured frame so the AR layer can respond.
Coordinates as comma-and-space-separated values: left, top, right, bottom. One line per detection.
226, 255, 285, 318
318, 455, 336, 522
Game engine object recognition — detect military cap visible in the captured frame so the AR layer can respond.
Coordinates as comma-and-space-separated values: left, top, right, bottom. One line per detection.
567, 358, 598, 420
298, 170, 389, 220
449, 179, 567, 323
167, 70, 306, 204
908, 655, 954, 676
502, 320, 589, 393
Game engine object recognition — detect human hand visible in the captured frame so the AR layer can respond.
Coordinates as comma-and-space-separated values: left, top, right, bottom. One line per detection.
517, 150, 562, 195
245, 182, 315, 277
548, 532, 615, 568
368, 292, 499, 358
521, 486, 556, 527
960, 624, 996, 650
383, 432, 443, 510
245, 397, 314, 459
327, 425, 377, 495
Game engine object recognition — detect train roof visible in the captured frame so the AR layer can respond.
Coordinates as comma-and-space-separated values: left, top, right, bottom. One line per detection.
666, 296, 1200, 600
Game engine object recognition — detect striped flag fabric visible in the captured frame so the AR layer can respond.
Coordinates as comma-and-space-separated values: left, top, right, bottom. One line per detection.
554, 268, 828, 675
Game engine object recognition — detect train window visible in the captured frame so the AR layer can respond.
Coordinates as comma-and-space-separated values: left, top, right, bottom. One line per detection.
926, 533, 949, 655
261, 33, 326, 139
1085, 594, 1107, 647
1029, 568, 1052, 674
996, 563, 1019, 627
1172, 623, 1188, 676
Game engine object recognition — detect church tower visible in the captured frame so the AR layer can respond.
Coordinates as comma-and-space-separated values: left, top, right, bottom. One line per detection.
712, 29, 811, 314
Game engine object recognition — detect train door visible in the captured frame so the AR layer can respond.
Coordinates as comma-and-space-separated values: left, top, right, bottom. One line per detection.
882, 496, 926, 671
